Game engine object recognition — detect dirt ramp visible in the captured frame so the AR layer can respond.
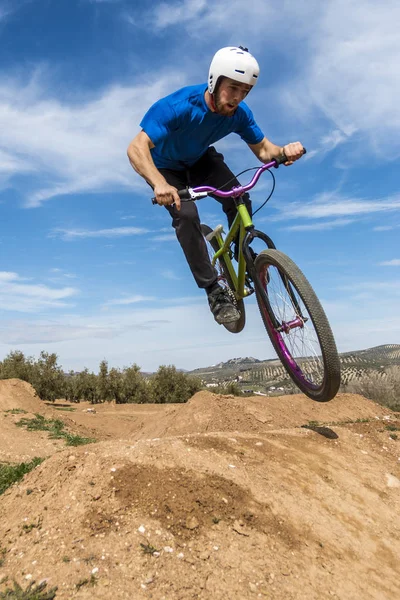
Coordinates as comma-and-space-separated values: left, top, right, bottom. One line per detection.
48, 392, 396, 446
151, 391, 395, 439
0, 379, 44, 413
0, 379, 97, 463
0, 427, 399, 600
0, 379, 68, 462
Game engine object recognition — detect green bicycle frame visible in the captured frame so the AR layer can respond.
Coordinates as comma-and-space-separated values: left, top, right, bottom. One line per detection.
209, 203, 254, 301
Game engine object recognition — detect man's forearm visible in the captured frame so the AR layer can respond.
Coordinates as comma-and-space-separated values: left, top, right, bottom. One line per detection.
259, 140, 283, 163
248, 138, 283, 163
127, 143, 166, 189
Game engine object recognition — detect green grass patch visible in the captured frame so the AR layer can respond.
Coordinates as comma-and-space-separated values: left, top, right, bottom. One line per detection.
75, 575, 97, 590
22, 517, 42, 534
3, 409, 28, 415
52, 407, 76, 413
15, 414, 95, 447
301, 420, 321, 429
0, 458, 44, 495
0, 548, 6, 567
140, 542, 159, 555
0, 580, 57, 599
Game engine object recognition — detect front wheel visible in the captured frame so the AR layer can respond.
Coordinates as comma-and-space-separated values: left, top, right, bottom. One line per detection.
201, 224, 246, 334
254, 249, 340, 402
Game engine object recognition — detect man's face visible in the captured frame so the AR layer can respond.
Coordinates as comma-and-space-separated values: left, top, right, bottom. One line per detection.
214, 77, 252, 116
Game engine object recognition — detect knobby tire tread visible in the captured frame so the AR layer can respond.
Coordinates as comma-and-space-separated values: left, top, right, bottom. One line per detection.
254, 249, 341, 401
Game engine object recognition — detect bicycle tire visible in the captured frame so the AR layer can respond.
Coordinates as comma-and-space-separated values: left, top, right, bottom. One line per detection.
201, 224, 246, 334
254, 249, 340, 401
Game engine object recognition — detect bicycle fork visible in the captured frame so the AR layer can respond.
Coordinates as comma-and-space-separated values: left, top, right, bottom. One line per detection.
242, 227, 307, 333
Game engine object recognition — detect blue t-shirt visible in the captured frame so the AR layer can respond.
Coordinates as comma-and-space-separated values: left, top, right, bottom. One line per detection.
140, 83, 264, 170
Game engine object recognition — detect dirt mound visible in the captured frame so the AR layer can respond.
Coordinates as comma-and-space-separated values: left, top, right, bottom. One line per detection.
158, 390, 393, 437
0, 380, 96, 462
61, 391, 395, 444
0, 379, 44, 413
1, 424, 400, 598
1, 382, 400, 599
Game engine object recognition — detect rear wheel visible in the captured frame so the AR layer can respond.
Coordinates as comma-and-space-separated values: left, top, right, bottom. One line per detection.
254, 249, 340, 401
201, 224, 245, 334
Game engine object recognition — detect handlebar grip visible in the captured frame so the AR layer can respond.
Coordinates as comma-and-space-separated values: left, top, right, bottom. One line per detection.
178, 188, 191, 199
151, 187, 192, 205
276, 147, 307, 166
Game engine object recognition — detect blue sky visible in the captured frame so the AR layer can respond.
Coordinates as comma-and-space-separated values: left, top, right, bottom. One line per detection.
0, 0, 399, 372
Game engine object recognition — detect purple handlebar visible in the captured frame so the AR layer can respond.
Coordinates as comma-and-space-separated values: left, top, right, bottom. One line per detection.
191, 159, 278, 198
151, 149, 306, 204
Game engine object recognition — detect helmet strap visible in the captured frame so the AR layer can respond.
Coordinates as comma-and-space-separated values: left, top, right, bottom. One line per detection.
209, 77, 223, 113
209, 92, 218, 113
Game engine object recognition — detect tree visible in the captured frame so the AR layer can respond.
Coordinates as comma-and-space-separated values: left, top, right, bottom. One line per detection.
65, 371, 81, 402
150, 365, 201, 404
97, 360, 113, 402
75, 368, 99, 403
108, 367, 125, 403
121, 364, 149, 403
33, 351, 66, 401
0, 350, 35, 383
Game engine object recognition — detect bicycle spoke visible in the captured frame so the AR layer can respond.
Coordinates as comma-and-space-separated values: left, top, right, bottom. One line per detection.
263, 265, 326, 387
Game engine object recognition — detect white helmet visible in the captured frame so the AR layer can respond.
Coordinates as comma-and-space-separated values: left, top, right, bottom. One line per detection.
208, 46, 260, 94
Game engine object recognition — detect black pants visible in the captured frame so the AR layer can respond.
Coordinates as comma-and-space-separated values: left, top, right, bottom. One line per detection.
159, 147, 252, 289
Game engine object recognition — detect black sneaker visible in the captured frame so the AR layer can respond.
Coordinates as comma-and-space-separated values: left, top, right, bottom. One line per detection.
207, 286, 240, 324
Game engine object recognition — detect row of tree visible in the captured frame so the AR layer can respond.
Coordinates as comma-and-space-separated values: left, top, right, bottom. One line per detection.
0, 350, 206, 404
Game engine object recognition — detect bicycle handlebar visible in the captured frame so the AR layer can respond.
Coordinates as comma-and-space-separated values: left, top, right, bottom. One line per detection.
151, 148, 306, 205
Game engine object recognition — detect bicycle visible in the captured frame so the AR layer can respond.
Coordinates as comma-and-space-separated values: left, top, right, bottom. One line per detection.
152, 150, 341, 402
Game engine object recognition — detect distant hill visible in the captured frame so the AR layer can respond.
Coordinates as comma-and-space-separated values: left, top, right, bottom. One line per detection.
186, 344, 400, 393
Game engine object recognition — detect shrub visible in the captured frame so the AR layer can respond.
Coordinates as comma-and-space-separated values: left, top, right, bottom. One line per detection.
344, 367, 400, 411
150, 365, 201, 404
0, 457, 44, 495
210, 381, 243, 396
0, 351, 35, 383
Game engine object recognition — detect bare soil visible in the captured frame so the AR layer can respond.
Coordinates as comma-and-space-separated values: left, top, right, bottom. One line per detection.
0, 379, 399, 599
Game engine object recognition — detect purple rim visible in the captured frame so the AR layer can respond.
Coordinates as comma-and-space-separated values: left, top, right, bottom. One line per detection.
259, 268, 322, 391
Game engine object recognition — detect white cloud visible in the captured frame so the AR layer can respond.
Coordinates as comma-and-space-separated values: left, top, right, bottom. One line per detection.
0, 1, 25, 22
162, 269, 181, 280
153, 0, 207, 28
0, 71, 186, 207
1, 294, 399, 372
0, 149, 34, 175
2, 0, 398, 212
380, 259, 400, 267
145, 1, 400, 159
0, 271, 78, 313
304, 129, 353, 160
289, 0, 400, 157
283, 218, 354, 232
274, 194, 400, 221
51, 226, 150, 240
149, 0, 277, 37
373, 225, 400, 232
105, 295, 156, 306
339, 280, 400, 293
151, 233, 176, 242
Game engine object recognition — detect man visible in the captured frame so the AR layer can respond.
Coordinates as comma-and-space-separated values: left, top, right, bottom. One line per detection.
127, 46, 304, 325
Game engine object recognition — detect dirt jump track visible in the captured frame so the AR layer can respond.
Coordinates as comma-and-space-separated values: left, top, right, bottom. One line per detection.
0, 378, 399, 599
